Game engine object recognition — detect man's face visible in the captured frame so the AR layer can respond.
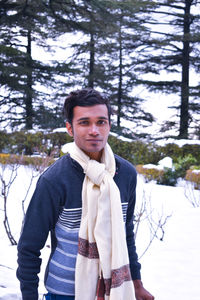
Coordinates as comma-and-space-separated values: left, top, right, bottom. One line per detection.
66, 104, 111, 161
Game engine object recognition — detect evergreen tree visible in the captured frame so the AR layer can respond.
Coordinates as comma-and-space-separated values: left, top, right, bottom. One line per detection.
49, 0, 156, 137
0, 0, 60, 129
96, 0, 156, 136
50, 0, 115, 87
140, 0, 200, 138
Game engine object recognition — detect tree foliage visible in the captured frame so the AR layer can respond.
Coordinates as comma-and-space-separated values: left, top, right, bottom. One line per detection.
0, 0, 200, 138
140, 0, 200, 138
0, 0, 63, 129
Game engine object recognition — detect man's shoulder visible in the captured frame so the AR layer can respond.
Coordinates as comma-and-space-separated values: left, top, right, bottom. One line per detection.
41, 154, 71, 180
114, 154, 137, 176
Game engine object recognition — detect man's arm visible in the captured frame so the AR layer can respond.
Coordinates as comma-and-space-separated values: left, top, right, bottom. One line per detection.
17, 176, 62, 300
126, 171, 141, 280
126, 170, 154, 300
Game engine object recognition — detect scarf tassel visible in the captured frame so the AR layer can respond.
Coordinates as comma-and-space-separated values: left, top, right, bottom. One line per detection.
96, 273, 105, 300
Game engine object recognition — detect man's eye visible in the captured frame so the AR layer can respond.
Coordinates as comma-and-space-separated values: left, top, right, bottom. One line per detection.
98, 120, 106, 125
79, 121, 89, 125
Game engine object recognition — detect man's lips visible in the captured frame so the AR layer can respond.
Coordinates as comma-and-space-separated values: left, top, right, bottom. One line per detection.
86, 139, 102, 142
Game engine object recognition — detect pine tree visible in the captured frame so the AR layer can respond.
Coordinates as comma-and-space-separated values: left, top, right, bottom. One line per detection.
140, 0, 200, 138
0, 0, 58, 129
95, 0, 156, 136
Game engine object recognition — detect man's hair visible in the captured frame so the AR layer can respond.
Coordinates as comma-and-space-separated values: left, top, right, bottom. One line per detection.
63, 88, 112, 124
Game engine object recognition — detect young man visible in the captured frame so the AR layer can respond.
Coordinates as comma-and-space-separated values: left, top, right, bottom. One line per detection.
17, 88, 154, 300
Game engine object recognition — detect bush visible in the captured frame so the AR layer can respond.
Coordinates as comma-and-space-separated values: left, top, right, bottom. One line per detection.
182, 144, 200, 164
157, 168, 177, 186
108, 136, 160, 165
136, 165, 164, 182
174, 154, 197, 178
136, 165, 181, 187
1, 130, 200, 169
0, 131, 8, 153
157, 143, 183, 162
0, 130, 72, 156
0, 153, 54, 167
185, 168, 200, 190
136, 154, 198, 187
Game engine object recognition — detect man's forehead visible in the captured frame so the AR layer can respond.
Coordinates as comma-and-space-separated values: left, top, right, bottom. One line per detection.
73, 104, 109, 119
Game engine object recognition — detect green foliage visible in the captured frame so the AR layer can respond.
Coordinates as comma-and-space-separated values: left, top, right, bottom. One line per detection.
0, 131, 8, 153
1, 0, 200, 138
137, 153, 199, 187
108, 135, 160, 165
1, 131, 200, 185
157, 168, 177, 187
33, 105, 65, 129
136, 165, 178, 186
0, 0, 62, 129
182, 144, 200, 165
1, 129, 200, 189
157, 143, 200, 166
156, 154, 198, 186
157, 143, 182, 162
174, 154, 197, 179
108, 137, 200, 168
0, 131, 72, 156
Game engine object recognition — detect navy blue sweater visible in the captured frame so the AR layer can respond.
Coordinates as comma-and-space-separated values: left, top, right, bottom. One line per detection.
17, 154, 141, 300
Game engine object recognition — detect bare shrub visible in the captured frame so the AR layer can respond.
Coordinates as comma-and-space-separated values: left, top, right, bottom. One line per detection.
135, 177, 171, 258
0, 153, 55, 245
184, 180, 200, 208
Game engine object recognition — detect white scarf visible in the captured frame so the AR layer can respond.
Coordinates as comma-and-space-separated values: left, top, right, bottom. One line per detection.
65, 142, 135, 300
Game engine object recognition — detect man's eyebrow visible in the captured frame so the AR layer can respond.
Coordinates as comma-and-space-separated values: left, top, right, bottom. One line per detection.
98, 116, 109, 120
77, 116, 109, 121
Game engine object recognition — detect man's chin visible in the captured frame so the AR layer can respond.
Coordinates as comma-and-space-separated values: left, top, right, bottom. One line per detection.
84, 147, 103, 153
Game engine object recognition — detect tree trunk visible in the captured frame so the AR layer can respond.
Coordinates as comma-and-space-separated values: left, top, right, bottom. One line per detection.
179, 0, 191, 139
117, 23, 123, 129
88, 31, 95, 88
25, 29, 33, 129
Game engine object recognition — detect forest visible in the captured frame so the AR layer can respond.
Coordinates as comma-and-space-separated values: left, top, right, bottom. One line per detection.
0, 0, 200, 139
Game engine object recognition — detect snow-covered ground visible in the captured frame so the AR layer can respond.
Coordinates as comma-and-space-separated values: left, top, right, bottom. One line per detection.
0, 164, 200, 300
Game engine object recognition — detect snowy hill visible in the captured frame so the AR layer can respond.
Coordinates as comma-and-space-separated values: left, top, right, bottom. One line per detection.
0, 165, 200, 300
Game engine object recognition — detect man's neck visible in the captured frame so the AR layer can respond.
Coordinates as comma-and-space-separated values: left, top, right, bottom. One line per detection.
83, 149, 103, 162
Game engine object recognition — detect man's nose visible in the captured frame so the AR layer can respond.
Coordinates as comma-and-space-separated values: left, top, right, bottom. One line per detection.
89, 124, 99, 135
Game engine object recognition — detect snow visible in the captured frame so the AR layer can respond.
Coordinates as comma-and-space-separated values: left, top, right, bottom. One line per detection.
110, 132, 200, 147
0, 165, 200, 300
135, 178, 200, 300
158, 157, 173, 169
52, 128, 67, 133
192, 170, 200, 174
141, 163, 164, 170
155, 138, 200, 147
109, 131, 133, 142
142, 156, 173, 170
141, 206, 200, 300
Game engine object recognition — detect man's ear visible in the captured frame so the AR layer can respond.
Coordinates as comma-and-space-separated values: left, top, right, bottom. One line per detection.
66, 122, 73, 137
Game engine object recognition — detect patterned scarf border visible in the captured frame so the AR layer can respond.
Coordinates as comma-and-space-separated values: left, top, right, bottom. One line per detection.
79, 237, 131, 297
96, 264, 131, 297
78, 237, 99, 259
